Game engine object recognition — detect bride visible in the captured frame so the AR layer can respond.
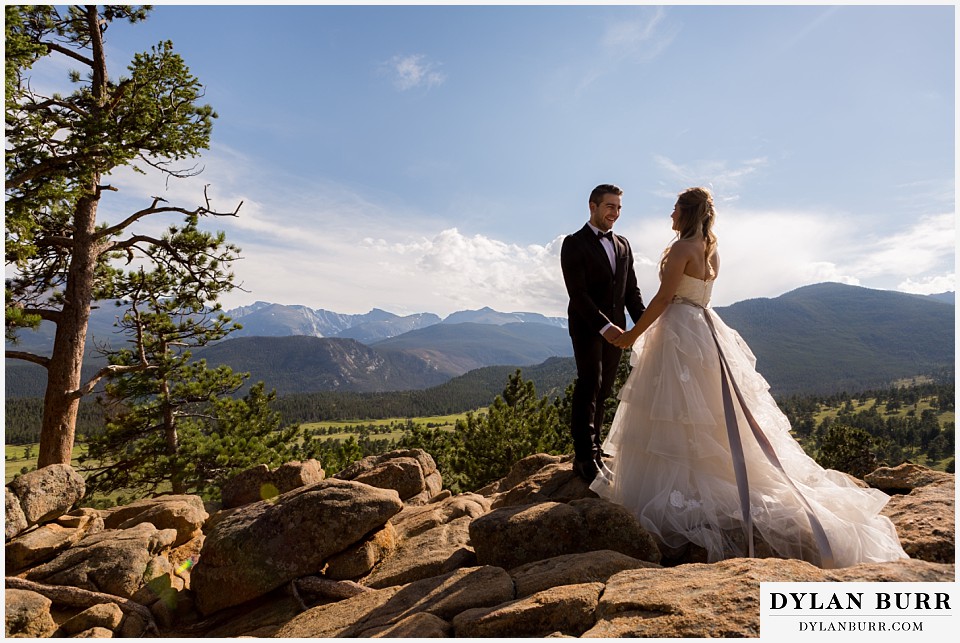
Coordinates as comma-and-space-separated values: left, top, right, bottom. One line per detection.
590, 186, 908, 568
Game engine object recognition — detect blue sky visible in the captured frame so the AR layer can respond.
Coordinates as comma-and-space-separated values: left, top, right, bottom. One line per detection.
30, 3, 956, 317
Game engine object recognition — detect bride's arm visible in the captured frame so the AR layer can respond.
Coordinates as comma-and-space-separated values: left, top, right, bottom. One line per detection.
613, 245, 691, 348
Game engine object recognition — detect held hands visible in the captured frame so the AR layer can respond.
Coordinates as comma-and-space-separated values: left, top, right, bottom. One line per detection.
601, 325, 624, 343
613, 327, 641, 349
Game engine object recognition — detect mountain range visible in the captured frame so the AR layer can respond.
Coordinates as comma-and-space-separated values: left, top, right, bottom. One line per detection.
5, 284, 954, 399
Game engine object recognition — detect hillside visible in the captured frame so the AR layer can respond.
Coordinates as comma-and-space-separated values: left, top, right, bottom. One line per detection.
714, 282, 955, 395
192, 336, 450, 393
6, 283, 954, 401
370, 322, 571, 376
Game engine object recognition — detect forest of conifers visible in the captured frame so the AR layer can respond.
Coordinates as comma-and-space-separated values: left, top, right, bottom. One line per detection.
6, 371, 954, 470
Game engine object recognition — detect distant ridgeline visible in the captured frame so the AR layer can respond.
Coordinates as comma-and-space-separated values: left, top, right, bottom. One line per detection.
5, 282, 954, 443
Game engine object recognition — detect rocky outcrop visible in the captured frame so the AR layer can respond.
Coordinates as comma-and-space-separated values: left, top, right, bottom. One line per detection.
191, 479, 404, 615
276, 565, 516, 637
469, 498, 661, 569
7, 464, 85, 532
882, 478, 955, 563
866, 462, 954, 493
21, 522, 179, 601
453, 582, 604, 637
6, 508, 103, 573
220, 459, 325, 508
5, 489, 28, 541
5, 588, 57, 638
99, 495, 207, 547
55, 602, 124, 637
335, 449, 442, 504
5, 456, 954, 638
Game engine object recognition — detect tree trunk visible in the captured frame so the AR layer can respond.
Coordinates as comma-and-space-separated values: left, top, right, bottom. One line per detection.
38, 191, 100, 467
37, 7, 109, 468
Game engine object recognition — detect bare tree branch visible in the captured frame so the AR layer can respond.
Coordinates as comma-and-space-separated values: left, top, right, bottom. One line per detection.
39, 41, 95, 67
70, 363, 158, 400
5, 351, 51, 368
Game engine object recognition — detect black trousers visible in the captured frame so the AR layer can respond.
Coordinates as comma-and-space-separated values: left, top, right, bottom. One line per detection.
570, 332, 622, 462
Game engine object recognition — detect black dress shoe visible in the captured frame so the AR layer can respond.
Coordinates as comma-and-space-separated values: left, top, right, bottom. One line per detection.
573, 458, 601, 482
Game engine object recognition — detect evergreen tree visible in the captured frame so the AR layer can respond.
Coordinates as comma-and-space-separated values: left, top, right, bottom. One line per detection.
5, 6, 241, 466
815, 423, 879, 479
80, 282, 298, 502
449, 370, 566, 492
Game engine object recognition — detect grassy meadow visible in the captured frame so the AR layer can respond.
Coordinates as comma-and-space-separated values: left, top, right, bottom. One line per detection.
4, 412, 478, 485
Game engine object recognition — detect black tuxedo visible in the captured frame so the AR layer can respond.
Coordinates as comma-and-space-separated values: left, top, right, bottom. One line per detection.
560, 223, 645, 464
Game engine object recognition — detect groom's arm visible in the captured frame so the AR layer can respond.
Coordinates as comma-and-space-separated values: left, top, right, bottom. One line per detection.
623, 240, 646, 324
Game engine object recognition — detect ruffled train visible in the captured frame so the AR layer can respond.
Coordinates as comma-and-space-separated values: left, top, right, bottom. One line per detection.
590, 300, 908, 568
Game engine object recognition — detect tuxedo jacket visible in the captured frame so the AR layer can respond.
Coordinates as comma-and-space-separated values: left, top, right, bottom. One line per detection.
560, 223, 645, 339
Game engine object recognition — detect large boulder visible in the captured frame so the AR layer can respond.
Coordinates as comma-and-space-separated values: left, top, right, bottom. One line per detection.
6, 508, 103, 572
509, 549, 658, 598
390, 492, 491, 540
478, 453, 566, 496
191, 479, 403, 615
5, 489, 28, 541
865, 463, 953, 494
362, 515, 476, 589
469, 498, 661, 570
220, 459, 325, 509
882, 479, 954, 563
323, 522, 398, 581
5, 588, 58, 638
453, 582, 604, 637
56, 603, 125, 637
335, 449, 439, 503
275, 565, 515, 638
100, 495, 207, 548
483, 456, 601, 510
365, 612, 452, 637
22, 522, 179, 601
7, 464, 85, 526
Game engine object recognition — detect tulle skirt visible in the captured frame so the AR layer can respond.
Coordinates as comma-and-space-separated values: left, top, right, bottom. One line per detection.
590, 301, 908, 568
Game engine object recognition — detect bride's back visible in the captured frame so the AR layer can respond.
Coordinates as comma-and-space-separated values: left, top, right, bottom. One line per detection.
668, 237, 719, 281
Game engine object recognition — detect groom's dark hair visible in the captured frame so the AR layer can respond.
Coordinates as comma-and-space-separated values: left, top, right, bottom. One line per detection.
589, 184, 623, 205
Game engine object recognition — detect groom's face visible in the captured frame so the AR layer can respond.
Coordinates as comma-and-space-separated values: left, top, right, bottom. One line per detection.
589, 194, 622, 232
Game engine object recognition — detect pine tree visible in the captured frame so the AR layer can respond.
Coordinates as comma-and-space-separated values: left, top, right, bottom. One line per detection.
5, 6, 241, 466
815, 423, 879, 479
80, 281, 299, 502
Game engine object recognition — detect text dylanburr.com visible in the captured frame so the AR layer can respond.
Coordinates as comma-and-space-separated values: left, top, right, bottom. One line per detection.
760, 582, 956, 639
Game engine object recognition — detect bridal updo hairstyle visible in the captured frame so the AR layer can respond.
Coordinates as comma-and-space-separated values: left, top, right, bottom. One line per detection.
661, 186, 718, 278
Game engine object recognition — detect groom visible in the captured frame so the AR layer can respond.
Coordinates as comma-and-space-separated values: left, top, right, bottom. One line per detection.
560, 184, 645, 482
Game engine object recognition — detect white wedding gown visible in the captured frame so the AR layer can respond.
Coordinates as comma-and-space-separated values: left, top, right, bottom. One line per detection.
590, 273, 908, 568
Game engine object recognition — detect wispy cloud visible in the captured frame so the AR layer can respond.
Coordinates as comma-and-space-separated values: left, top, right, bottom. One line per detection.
653, 155, 768, 203
383, 54, 446, 91
600, 6, 677, 64
777, 6, 843, 55
569, 6, 677, 96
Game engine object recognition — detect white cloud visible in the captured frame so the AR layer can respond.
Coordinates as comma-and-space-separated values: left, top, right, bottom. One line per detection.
94, 144, 955, 319
384, 54, 446, 91
618, 206, 955, 309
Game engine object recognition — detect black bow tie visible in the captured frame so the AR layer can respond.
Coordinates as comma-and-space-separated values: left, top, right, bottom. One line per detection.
597, 231, 613, 242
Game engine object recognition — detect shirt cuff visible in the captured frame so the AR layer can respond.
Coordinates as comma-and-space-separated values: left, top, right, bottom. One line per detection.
600, 322, 613, 336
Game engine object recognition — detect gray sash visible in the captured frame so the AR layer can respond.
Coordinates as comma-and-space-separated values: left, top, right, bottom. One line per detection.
674, 297, 836, 567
